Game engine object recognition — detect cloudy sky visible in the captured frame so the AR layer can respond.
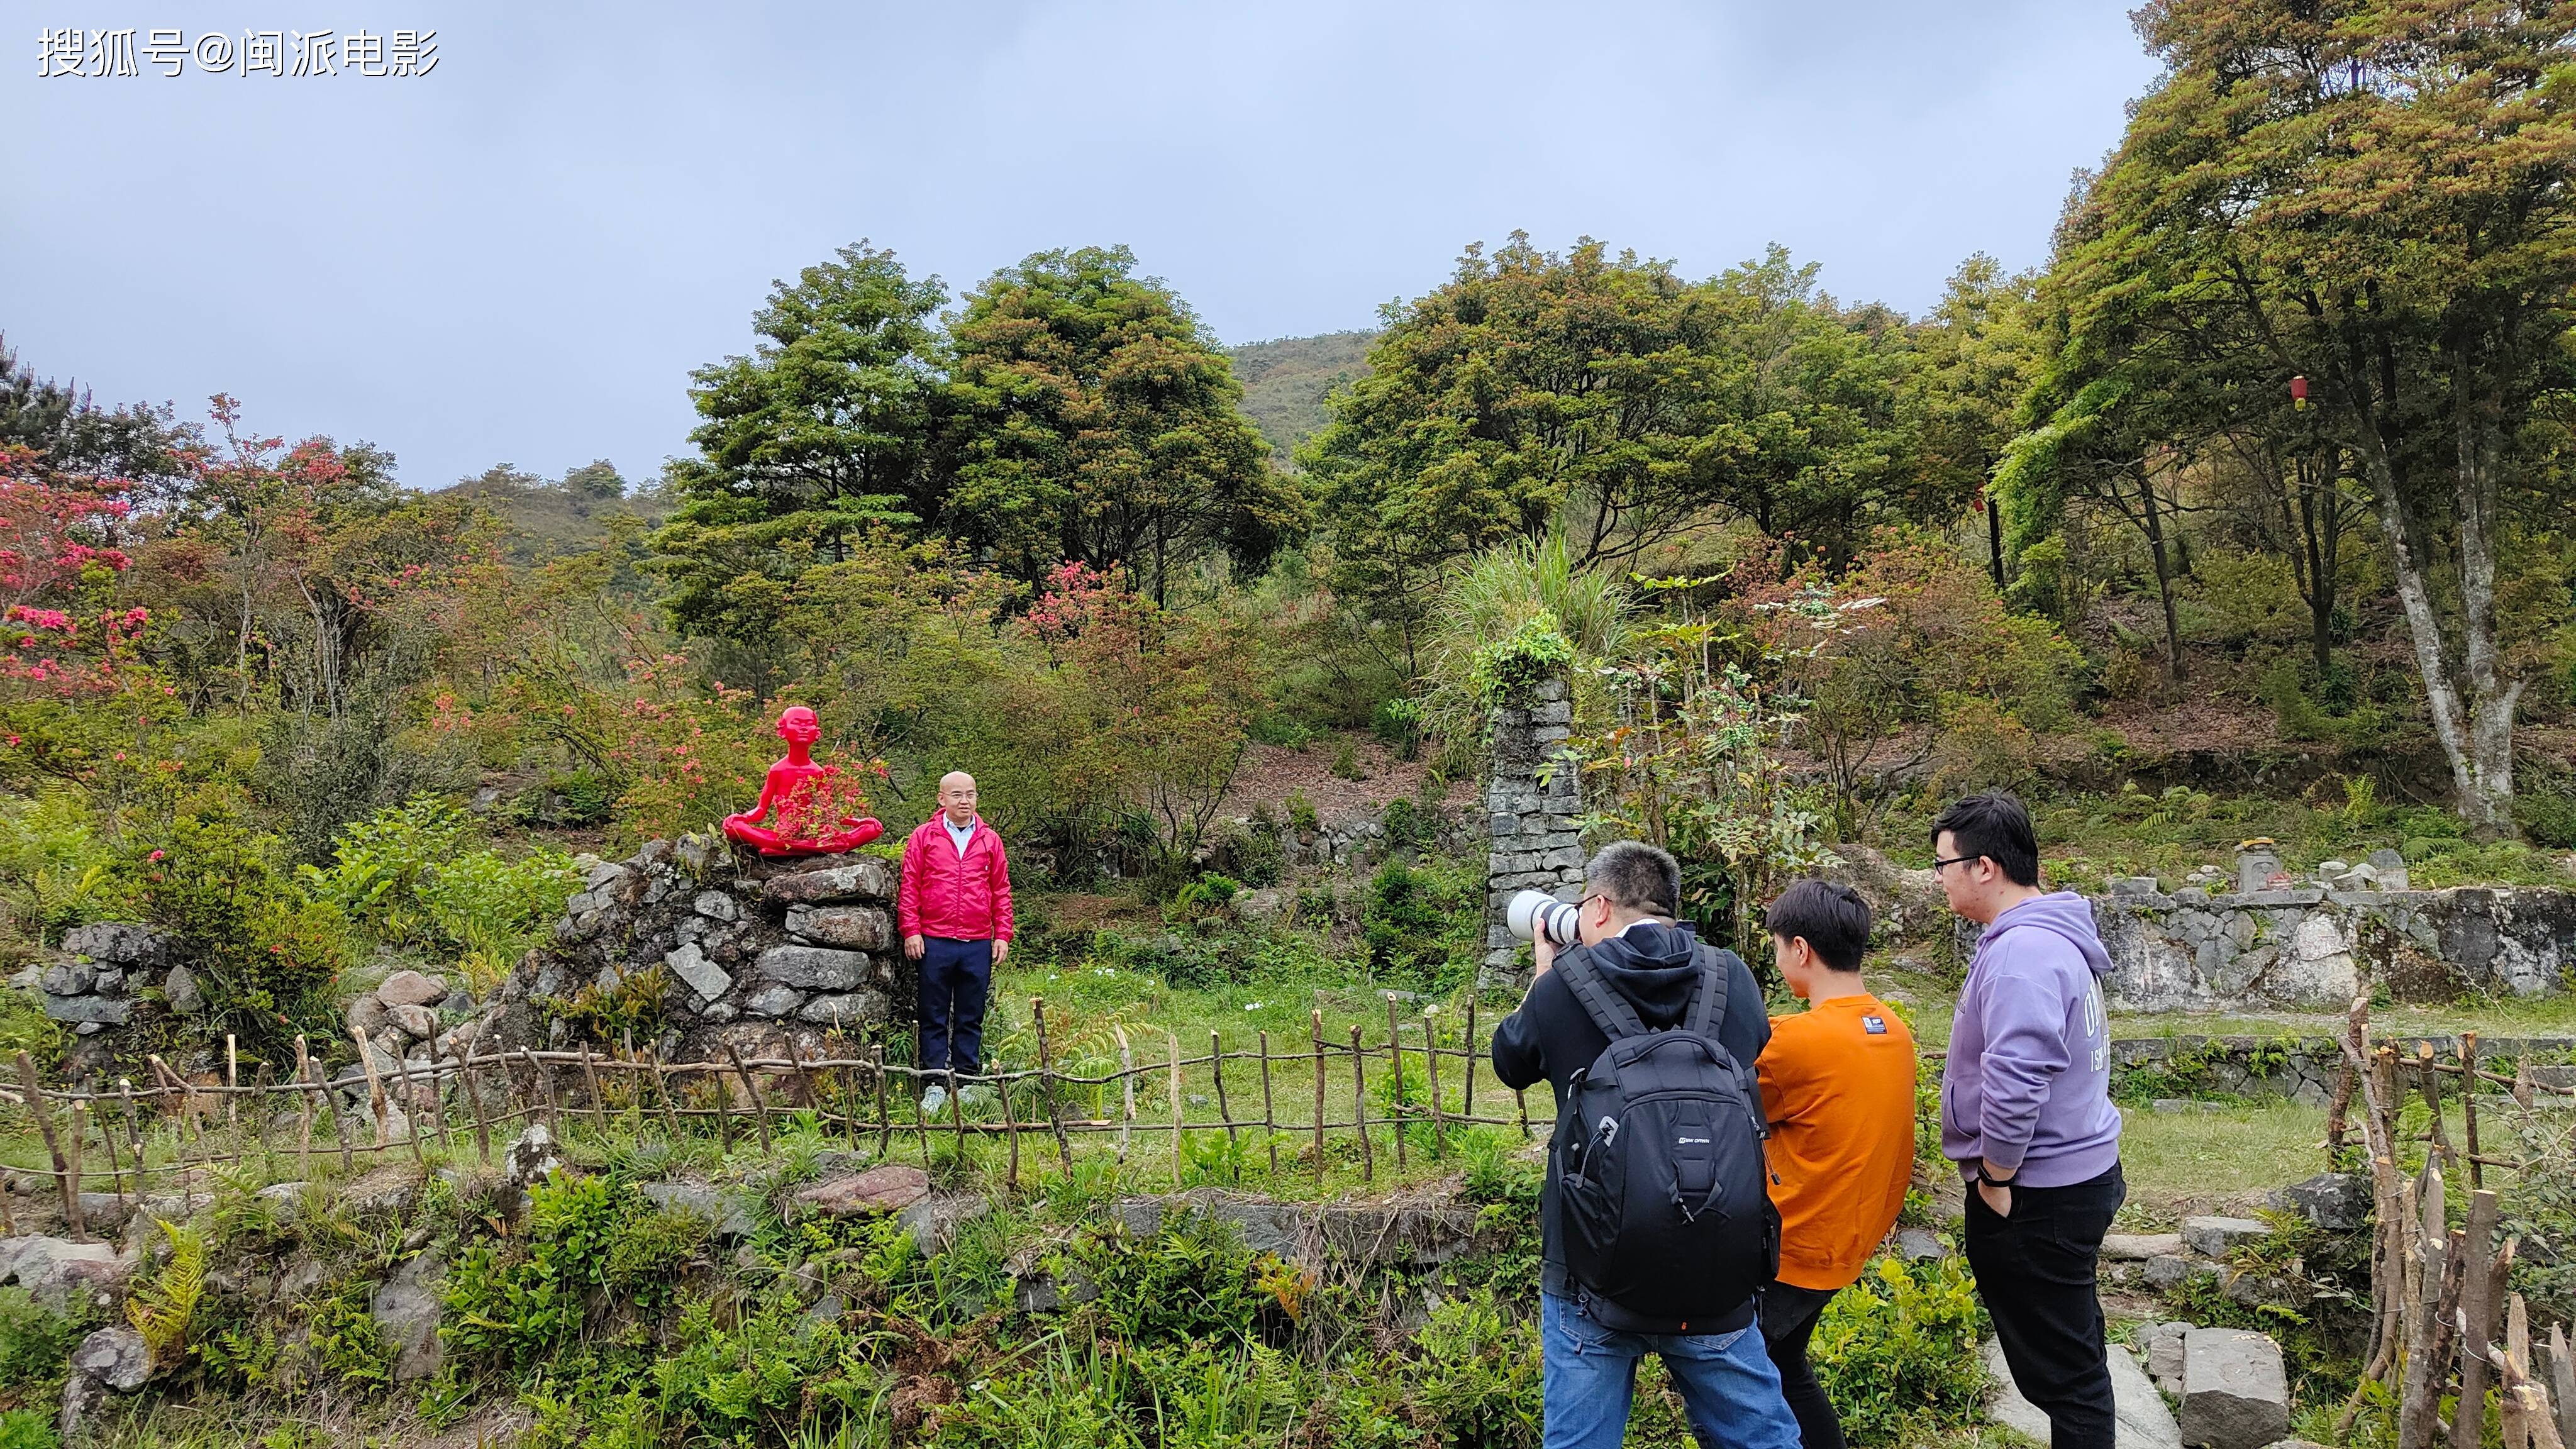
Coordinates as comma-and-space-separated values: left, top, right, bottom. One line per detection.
6, 2, 2162, 492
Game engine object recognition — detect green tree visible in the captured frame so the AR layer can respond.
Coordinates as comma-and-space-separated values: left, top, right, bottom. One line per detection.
940, 245, 1301, 602
1902, 255, 2040, 590
1301, 236, 1921, 652
2028, 0, 2576, 831
650, 242, 946, 650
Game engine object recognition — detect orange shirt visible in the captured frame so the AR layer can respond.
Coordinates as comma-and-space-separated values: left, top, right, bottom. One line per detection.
1758, 993, 1918, 1292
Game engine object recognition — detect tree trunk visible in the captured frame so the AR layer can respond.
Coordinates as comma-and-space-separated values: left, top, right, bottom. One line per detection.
1985, 489, 2006, 591
2135, 462, 2186, 684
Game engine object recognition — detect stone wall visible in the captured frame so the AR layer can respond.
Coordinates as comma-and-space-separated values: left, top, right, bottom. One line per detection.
2108, 1033, 2576, 1104
1480, 674, 1584, 987
1960, 883, 2576, 1011
499, 833, 905, 1063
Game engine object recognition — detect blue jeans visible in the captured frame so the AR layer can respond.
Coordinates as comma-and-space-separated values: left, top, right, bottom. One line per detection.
1541, 1292, 1802, 1449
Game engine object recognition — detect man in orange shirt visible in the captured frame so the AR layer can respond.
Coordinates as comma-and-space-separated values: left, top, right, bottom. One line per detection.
1755, 880, 1919, 1449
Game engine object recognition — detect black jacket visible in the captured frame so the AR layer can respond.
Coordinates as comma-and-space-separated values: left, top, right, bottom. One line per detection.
1491, 921, 1772, 1308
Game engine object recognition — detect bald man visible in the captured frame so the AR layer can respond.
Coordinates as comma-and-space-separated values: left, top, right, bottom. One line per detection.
896, 772, 1014, 1094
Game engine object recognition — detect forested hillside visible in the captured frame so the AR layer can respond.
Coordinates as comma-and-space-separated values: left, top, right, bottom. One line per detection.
1226, 330, 1375, 462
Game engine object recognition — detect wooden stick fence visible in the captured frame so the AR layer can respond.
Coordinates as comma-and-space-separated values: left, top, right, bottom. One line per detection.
0, 994, 1535, 1230
2324, 997, 2576, 1448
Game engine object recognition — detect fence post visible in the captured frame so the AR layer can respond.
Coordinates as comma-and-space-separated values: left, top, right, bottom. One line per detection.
711, 1058, 736, 1154
291, 1036, 316, 1177
1348, 1024, 1373, 1184
347, 1030, 389, 1146
150, 1054, 202, 1165
2455, 1189, 2506, 1449
2463, 1032, 2484, 1189
319, 1057, 357, 1172
1211, 1030, 1238, 1182
1462, 999, 1479, 1119
872, 1045, 892, 1159
225, 1035, 240, 1143
999, 1060, 1019, 1192
65, 1101, 88, 1226
1258, 1030, 1279, 1179
1031, 999, 1073, 1175
118, 1082, 146, 1205
460, 1057, 494, 1165
1423, 1010, 1446, 1158
1113, 1026, 1137, 1164
643, 1049, 681, 1142
1309, 1011, 1326, 1179
580, 1047, 604, 1139
947, 1066, 968, 1163
527, 1048, 561, 1133
14, 1055, 74, 1236
2420, 1041, 2458, 1170
724, 1045, 772, 1155
252, 1062, 277, 1176
1165, 1030, 1184, 1191
1384, 996, 1408, 1169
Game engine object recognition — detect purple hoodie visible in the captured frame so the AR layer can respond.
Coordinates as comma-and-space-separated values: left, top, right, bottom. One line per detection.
1943, 891, 2123, 1188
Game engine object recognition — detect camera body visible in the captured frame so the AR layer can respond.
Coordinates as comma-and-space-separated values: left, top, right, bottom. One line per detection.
1507, 889, 1582, 947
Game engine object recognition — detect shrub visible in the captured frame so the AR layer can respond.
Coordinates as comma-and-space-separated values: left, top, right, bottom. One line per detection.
1362, 860, 1477, 987
1809, 1255, 1988, 1445
1079, 1208, 1263, 1345
297, 794, 471, 944
1410, 1291, 1543, 1449
130, 816, 348, 1058
0, 1287, 77, 1413
1330, 739, 1363, 780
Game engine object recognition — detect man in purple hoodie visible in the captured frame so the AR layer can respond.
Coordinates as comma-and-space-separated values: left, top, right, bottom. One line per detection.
1933, 792, 2124, 1449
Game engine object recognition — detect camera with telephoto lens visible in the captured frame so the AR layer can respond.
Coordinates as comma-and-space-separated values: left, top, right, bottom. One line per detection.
1507, 889, 1582, 947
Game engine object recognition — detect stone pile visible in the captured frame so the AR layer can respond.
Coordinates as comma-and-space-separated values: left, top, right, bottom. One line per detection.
1481, 675, 1584, 986
501, 833, 902, 1062
9, 923, 179, 1036
343, 969, 487, 1081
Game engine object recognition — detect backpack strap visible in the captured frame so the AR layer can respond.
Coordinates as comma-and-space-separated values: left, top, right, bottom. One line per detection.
1685, 944, 1733, 1038
1555, 948, 1650, 1042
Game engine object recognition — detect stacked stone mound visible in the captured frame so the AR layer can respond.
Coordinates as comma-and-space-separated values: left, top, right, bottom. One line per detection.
1481, 676, 1584, 985
9, 923, 181, 1036
343, 969, 492, 1087
501, 834, 903, 1063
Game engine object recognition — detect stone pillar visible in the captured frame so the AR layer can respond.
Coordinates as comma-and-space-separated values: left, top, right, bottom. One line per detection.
1481, 672, 1585, 987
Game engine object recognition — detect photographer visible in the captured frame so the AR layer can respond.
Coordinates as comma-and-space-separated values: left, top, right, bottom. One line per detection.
1491, 841, 1800, 1449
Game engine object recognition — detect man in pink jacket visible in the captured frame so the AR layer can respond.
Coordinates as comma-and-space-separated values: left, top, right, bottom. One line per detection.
897, 771, 1014, 1088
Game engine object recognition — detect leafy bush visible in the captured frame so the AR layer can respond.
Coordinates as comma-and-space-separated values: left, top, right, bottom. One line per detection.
1410, 1291, 1544, 1449
1080, 1208, 1263, 1345
0, 790, 115, 950
1809, 1255, 1989, 1445
0, 1287, 78, 1413
130, 815, 348, 1057
443, 1175, 698, 1375
0, 1411, 55, 1449
1362, 859, 1477, 987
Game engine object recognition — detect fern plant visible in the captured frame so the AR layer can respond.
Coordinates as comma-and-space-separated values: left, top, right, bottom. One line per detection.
126, 1217, 206, 1370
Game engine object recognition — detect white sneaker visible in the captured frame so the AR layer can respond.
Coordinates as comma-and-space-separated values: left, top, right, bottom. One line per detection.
919, 1084, 948, 1117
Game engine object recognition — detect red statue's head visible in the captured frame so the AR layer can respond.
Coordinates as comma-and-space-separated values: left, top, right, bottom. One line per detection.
775, 705, 821, 744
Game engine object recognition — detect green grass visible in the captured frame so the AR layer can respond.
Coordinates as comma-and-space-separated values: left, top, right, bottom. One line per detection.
2114, 1099, 2331, 1224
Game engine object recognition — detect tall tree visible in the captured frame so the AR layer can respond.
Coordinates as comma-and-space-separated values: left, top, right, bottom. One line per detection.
1904, 257, 2040, 589
2033, 0, 2576, 831
651, 243, 946, 646
941, 246, 1301, 602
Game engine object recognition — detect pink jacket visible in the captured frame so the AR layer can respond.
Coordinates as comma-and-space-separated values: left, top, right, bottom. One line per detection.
897, 816, 1014, 942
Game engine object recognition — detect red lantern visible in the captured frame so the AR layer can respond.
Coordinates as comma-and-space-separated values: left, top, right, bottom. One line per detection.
2290, 374, 2309, 410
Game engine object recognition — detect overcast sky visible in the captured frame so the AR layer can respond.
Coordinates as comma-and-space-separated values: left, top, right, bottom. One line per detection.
6, 2, 2162, 492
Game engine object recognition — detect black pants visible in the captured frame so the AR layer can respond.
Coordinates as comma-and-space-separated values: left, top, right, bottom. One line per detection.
1758, 1280, 1845, 1449
1963, 1163, 2126, 1449
917, 936, 994, 1074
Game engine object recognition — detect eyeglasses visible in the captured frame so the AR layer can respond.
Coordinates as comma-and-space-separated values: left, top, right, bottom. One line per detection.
1929, 855, 1984, 874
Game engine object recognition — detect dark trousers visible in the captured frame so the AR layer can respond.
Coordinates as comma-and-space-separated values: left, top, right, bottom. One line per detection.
1963, 1163, 2126, 1449
917, 936, 994, 1075
1758, 1280, 1845, 1449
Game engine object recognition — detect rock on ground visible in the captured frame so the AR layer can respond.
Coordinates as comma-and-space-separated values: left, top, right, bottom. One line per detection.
640, 1180, 758, 1240
794, 1165, 931, 1217
375, 970, 447, 1007
2181, 1216, 2272, 1257
2180, 1328, 2290, 1449
1985, 1338, 2180, 1449
370, 1250, 447, 1382
2104, 1232, 2187, 1261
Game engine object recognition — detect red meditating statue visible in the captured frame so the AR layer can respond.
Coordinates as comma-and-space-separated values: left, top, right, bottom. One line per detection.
722, 706, 886, 857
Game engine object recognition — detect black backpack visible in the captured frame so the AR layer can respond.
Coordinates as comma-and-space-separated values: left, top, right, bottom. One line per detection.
1550, 943, 1779, 1333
